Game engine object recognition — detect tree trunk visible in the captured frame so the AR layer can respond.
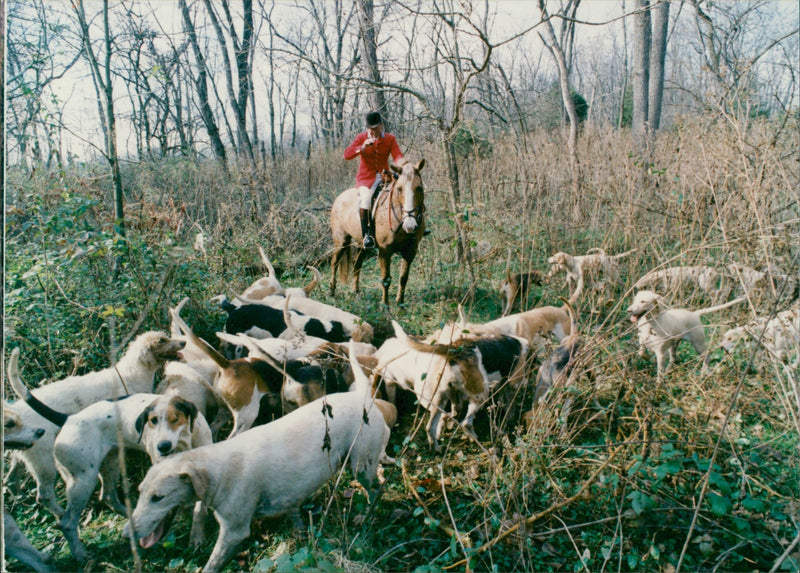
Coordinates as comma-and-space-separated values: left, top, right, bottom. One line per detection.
179, 0, 227, 167
202, 0, 254, 163
631, 0, 651, 136
0, 0, 4, 246
265, 6, 278, 162
357, 0, 387, 123
74, 0, 125, 237
648, 0, 669, 132
102, 0, 125, 238
443, 133, 467, 264
619, 0, 629, 129
539, 0, 581, 219
0, 0, 4, 301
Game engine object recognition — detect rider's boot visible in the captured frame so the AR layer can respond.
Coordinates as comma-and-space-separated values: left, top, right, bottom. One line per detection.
360, 208, 375, 249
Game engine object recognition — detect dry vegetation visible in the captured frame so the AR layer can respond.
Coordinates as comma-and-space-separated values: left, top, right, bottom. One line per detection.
4, 117, 799, 572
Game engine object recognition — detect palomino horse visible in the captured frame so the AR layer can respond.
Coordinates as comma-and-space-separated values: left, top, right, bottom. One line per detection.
330, 159, 426, 305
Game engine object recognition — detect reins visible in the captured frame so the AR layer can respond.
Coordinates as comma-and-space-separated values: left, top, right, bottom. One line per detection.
384, 175, 423, 233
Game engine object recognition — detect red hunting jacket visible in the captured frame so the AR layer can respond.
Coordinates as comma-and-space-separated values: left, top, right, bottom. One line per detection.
344, 131, 404, 188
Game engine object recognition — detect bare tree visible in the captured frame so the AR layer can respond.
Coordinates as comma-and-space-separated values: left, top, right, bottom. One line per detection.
269, 1, 361, 145
630, 0, 670, 138
648, 0, 669, 132
388, 1, 502, 267
631, 0, 651, 136
257, 0, 279, 161
116, 7, 160, 160
6, 0, 79, 166
1, 0, 5, 196
538, 0, 582, 214
179, 0, 228, 166
689, 0, 797, 120
148, 11, 199, 156
357, 0, 387, 122
201, 0, 255, 163
72, 0, 126, 237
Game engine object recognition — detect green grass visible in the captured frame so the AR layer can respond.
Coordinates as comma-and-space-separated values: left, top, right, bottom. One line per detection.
4, 120, 799, 572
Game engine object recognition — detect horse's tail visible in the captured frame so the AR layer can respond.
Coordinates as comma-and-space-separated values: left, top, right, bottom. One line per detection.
337, 245, 353, 282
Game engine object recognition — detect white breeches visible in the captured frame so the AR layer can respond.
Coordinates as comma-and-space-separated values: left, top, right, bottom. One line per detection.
358, 174, 382, 209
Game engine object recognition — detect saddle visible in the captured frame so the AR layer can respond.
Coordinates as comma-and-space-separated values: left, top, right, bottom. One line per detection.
368, 169, 398, 223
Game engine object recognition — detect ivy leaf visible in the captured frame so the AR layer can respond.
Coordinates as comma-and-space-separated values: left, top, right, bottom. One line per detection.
649, 544, 660, 560
628, 491, 656, 515
708, 492, 732, 516
253, 557, 274, 572
654, 459, 682, 479
742, 495, 765, 512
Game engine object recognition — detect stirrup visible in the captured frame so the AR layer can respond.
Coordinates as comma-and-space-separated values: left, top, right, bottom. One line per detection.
363, 234, 376, 249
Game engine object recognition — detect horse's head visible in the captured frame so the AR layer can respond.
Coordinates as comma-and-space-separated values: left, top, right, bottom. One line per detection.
391, 159, 425, 233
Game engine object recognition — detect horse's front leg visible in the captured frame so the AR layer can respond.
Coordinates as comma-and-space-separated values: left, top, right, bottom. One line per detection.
378, 251, 392, 305
396, 248, 418, 305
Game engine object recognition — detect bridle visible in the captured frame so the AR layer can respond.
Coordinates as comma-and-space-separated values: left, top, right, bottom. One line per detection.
386, 176, 423, 232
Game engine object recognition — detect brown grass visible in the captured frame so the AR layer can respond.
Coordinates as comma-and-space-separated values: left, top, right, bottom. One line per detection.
4, 115, 798, 572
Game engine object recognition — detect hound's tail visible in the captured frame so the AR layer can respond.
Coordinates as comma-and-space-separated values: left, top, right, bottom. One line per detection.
391, 320, 471, 358
281, 295, 302, 338
258, 246, 277, 278
614, 248, 638, 260
169, 297, 191, 338
348, 340, 397, 429
559, 296, 579, 337
348, 339, 373, 395
695, 297, 746, 317
504, 249, 513, 284
7, 348, 69, 427
392, 319, 440, 355
458, 303, 468, 331
170, 308, 231, 369
304, 266, 322, 296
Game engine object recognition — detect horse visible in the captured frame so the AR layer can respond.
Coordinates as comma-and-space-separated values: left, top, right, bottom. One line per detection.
330, 159, 426, 305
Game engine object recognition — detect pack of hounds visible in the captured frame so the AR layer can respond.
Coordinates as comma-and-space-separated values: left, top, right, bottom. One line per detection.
4, 245, 798, 572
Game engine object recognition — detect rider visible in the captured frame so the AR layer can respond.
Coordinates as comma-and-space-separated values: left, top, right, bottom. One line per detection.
344, 111, 406, 249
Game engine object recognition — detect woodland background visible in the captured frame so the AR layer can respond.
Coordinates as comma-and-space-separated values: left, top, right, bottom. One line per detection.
2, 1, 799, 572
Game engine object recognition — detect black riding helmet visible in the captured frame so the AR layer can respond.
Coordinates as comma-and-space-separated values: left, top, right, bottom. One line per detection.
366, 111, 382, 128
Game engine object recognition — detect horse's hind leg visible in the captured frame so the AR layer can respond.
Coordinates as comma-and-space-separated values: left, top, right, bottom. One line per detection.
330, 237, 351, 296
353, 248, 369, 294
330, 246, 343, 295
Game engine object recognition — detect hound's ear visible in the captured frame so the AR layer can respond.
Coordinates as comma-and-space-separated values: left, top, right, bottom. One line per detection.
390, 164, 402, 174
135, 403, 155, 443
179, 463, 209, 500
173, 398, 198, 433
415, 158, 426, 172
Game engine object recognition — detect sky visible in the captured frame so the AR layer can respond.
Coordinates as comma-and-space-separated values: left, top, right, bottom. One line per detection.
9, 0, 798, 163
